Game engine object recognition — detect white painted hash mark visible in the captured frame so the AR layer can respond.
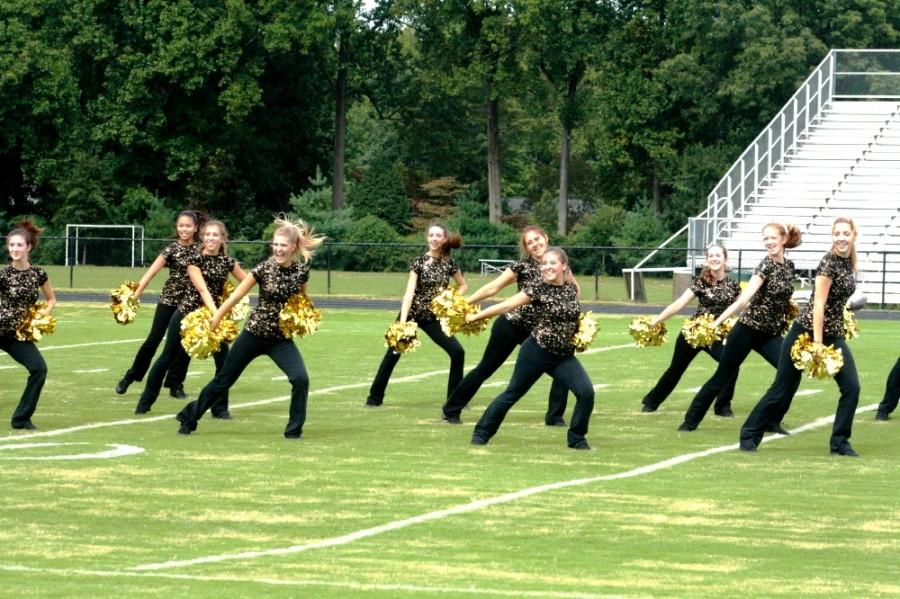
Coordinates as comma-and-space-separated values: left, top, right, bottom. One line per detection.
0, 442, 144, 460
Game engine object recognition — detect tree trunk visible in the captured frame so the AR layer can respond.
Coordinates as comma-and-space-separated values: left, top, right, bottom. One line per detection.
486, 95, 502, 224
557, 124, 570, 235
651, 167, 661, 215
332, 30, 349, 212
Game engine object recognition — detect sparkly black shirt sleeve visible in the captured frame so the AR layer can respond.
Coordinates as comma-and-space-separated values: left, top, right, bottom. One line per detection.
159, 242, 200, 307
524, 281, 581, 356
689, 276, 742, 318
245, 259, 310, 338
0, 266, 48, 336
796, 252, 856, 338
179, 253, 237, 313
406, 254, 460, 323
504, 257, 541, 330
739, 257, 795, 335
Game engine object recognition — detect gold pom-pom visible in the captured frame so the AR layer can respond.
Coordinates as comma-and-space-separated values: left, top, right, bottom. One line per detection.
15, 301, 57, 342
430, 288, 488, 336
220, 281, 250, 322
573, 311, 599, 353
843, 307, 859, 340
780, 299, 801, 335
790, 333, 844, 379
278, 293, 322, 338
180, 307, 225, 360
110, 281, 140, 325
628, 316, 667, 347
681, 314, 723, 349
385, 321, 421, 355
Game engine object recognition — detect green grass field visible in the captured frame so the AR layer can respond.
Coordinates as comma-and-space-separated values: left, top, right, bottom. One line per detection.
1, 305, 899, 598
46, 264, 678, 304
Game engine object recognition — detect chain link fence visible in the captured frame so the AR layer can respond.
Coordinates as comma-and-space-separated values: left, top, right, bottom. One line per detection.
24, 236, 900, 308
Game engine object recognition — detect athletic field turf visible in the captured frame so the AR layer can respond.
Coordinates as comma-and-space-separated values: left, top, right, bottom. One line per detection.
1, 304, 899, 598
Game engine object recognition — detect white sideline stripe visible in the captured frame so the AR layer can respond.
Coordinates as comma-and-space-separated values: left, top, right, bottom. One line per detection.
0, 339, 145, 356
0, 565, 605, 598
131, 402, 878, 572
73, 368, 110, 374
0, 442, 144, 460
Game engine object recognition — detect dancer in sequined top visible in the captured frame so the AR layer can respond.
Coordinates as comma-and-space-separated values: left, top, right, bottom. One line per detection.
442, 225, 575, 425
678, 223, 802, 432
116, 210, 202, 399
875, 358, 900, 421
176, 217, 324, 437
1, 221, 56, 430
641, 245, 741, 415
365, 222, 467, 407
740, 217, 861, 456
135, 220, 246, 415
467, 248, 595, 450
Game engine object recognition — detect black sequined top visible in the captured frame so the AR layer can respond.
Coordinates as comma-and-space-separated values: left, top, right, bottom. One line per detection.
180, 253, 237, 313
407, 254, 460, 323
504, 257, 542, 331
796, 252, 856, 338
689, 276, 742, 318
159, 242, 200, 307
0, 266, 48, 336
245, 258, 310, 339
739, 257, 796, 336
524, 281, 580, 356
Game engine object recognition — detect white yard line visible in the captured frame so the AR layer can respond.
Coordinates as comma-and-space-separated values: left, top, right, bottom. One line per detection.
0, 339, 146, 356
130, 403, 878, 572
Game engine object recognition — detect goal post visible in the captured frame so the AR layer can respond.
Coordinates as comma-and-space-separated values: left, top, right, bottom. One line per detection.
65, 224, 145, 268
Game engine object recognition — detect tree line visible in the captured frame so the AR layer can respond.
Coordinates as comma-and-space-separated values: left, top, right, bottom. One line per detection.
2, 0, 899, 254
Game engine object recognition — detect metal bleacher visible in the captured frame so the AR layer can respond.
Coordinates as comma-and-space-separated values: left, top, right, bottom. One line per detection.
630, 50, 900, 306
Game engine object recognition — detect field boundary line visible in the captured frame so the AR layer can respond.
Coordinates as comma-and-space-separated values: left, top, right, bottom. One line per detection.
0, 343, 635, 443
130, 403, 878, 572
0, 564, 609, 598
0, 338, 145, 357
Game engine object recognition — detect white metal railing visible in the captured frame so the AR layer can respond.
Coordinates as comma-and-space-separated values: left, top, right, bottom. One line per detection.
626, 49, 900, 300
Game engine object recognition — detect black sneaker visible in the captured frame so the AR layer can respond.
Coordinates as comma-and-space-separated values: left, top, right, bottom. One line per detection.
739, 440, 758, 452
471, 436, 488, 446
677, 422, 696, 432
441, 414, 462, 424
364, 398, 383, 408
169, 386, 187, 400
212, 410, 232, 420
134, 404, 150, 415
766, 424, 790, 435
176, 415, 196, 435
714, 406, 735, 418
831, 444, 859, 457
11, 421, 36, 430
545, 418, 567, 427
641, 403, 657, 413
568, 439, 592, 450
115, 377, 131, 395
284, 432, 303, 439
875, 411, 890, 421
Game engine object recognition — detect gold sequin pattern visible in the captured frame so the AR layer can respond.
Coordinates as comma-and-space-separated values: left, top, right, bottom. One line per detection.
407, 254, 460, 323
526, 282, 580, 356
158, 242, 200, 307
796, 252, 856, 338
245, 258, 310, 338
740, 257, 796, 335
0, 266, 48, 337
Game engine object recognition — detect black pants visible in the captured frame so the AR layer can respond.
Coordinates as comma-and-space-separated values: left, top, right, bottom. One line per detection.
1, 335, 47, 427
123, 302, 190, 388
642, 332, 737, 411
177, 331, 309, 437
367, 319, 465, 405
443, 315, 569, 423
740, 322, 860, 451
138, 310, 228, 413
876, 357, 900, 416
682, 322, 783, 429
472, 338, 594, 447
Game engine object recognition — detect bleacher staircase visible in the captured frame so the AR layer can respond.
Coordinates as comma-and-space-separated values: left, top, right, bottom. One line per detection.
722, 101, 900, 303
